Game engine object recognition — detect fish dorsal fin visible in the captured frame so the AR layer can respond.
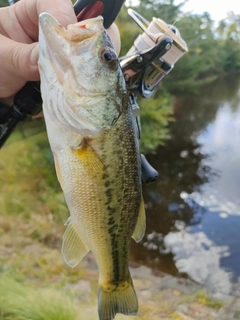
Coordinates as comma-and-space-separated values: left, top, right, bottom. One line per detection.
132, 197, 146, 243
62, 217, 90, 268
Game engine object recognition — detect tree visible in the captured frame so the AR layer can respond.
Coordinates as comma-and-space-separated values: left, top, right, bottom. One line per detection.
216, 13, 240, 72
0, 0, 9, 7
135, 0, 183, 23
163, 12, 221, 94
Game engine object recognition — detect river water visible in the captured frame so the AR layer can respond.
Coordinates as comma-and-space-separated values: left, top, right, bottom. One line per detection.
130, 74, 240, 298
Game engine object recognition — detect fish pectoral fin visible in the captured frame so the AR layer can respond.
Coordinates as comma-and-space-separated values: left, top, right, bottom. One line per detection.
132, 197, 146, 243
53, 153, 64, 189
62, 218, 89, 268
72, 139, 106, 184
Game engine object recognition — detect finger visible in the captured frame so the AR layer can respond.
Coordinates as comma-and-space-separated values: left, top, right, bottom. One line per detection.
1, 35, 39, 79
107, 23, 121, 55
1, 0, 77, 43
36, 0, 77, 27
0, 35, 39, 98
13, 0, 77, 40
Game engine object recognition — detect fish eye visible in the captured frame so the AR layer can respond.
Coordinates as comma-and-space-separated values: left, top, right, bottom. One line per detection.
99, 48, 118, 70
104, 52, 114, 61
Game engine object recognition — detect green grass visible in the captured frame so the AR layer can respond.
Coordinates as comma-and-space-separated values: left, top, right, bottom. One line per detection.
197, 291, 224, 310
0, 276, 80, 320
0, 128, 66, 220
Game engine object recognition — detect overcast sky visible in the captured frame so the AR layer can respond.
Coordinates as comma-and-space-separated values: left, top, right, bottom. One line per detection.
126, 0, 239, 23
175, 0, 239, 22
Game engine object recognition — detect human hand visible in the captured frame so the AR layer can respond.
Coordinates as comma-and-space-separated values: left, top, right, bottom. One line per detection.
0, 0, 121, 107
0, 0, 76, 105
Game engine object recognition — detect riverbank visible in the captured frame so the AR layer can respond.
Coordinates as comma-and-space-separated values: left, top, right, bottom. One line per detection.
0, 209, 239, 320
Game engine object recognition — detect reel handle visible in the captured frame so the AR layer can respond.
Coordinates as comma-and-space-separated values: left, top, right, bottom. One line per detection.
141, 154, 159, 184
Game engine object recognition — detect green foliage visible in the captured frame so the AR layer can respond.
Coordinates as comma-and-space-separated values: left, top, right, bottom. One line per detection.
164, 12, 221, 94
134, 0, 183, 22
0, 276, 81, 320
197, 291, 224, 309
0, 126, 67, 222
216, 14, 240, 72
0, 0, 8, 7
139, 93, 174, 153
116, 6, 140, 57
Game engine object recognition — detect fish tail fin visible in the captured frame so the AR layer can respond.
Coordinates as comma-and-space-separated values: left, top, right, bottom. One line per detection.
98, 273, 138, 320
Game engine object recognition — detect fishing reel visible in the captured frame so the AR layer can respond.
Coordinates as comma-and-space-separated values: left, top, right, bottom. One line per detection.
120, 9, 188, 183
120, 9, 188, 98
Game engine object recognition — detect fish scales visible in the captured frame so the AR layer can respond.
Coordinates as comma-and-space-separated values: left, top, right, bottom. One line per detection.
38, 13, 146, 320
66, 105, 141, 284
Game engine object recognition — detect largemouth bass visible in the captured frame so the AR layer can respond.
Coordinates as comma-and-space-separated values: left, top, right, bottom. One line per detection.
38, 13, 145, 320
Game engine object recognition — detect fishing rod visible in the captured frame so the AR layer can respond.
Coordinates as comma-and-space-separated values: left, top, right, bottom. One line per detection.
0, 0, 188, 184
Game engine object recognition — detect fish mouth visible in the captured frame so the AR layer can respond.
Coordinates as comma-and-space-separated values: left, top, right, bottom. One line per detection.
39, 13, 105, 44
38, 13, 105, 86
67, 16, 105, 42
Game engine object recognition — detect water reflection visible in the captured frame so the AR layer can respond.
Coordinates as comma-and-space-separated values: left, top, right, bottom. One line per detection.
165, 226, 232, 299
131, 75, 240, 296
131, 138, 215, 274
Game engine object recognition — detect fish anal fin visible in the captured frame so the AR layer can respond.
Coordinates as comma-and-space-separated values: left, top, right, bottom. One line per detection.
98, 272, 138, 320
72, 139, 106, 183
62, 217, 89, 268
132, 197, 146, 243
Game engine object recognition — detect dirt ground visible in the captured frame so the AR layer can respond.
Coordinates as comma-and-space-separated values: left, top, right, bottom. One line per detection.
1, 210, 240, 320
66, 252, 240, 320
129, 265, 240, 320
